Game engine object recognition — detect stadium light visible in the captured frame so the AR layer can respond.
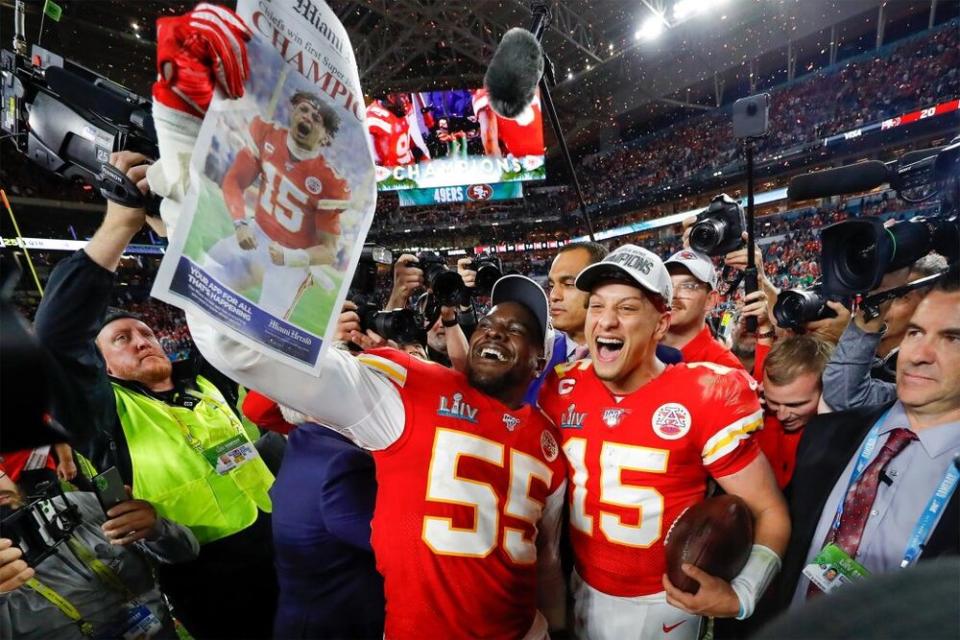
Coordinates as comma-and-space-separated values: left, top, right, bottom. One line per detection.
673, 0, 699, 21
635, 15, 664, 41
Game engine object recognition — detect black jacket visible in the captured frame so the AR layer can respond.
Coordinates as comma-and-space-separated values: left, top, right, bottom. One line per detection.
34, 250, 244, 484
775, 401, 960, 611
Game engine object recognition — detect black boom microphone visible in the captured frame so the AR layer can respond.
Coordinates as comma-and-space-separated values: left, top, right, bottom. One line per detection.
484, 28, 544, 120
787, 160, 891, 200
483, 1, 596, 240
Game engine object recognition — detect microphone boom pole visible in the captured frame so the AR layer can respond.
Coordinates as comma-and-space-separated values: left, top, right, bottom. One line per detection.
528, 1, 596, 241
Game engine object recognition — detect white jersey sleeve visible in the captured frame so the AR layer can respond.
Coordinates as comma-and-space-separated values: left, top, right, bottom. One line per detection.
537, 480, 568, 631
188, 314, 406, 450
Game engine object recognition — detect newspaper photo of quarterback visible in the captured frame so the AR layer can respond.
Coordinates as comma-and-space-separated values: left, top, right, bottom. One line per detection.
205, 90, 351, 320
538, 245, 790, 640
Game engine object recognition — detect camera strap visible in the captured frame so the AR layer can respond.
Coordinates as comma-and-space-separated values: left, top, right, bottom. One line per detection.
26, 535, 136, 637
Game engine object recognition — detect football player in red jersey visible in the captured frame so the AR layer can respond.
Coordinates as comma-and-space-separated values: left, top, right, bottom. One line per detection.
366, 94, 429, 167
472, 88, 545, 158
538, 245, 790, 640
185, 275, 567, 639
207, 91, 351, 319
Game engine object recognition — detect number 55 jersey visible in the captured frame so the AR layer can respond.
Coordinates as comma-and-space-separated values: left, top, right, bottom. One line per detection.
538, 360, 763, 597
356, 349, 567, 639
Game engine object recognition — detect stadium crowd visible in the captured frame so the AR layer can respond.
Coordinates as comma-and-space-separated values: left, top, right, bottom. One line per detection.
1, 5, 958, 640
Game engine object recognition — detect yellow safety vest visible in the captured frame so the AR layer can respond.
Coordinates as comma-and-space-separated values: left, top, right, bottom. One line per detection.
112, 376, 273, 544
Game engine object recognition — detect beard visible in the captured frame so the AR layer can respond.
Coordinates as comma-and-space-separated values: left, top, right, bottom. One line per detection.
113, 355, 173, 387
466, 363, 527, 399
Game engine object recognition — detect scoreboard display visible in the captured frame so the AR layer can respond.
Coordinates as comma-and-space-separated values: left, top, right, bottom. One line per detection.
367, 88, 546, 192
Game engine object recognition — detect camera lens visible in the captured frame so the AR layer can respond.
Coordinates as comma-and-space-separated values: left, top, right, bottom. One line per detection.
689, 218, 726, 255
474, 263, 502, 292
773, 289, 832, 330
431, 270, 464, 306
371, 309, 420, 342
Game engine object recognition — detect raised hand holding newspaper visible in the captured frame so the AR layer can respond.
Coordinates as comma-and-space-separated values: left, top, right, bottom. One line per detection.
151, 0, 376, 374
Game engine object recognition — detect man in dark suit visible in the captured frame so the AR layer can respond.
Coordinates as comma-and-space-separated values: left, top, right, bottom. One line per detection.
774, 274, 960, 614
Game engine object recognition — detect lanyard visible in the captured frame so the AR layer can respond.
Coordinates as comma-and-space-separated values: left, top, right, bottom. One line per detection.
831, 410, 960, 567
26, 535, 136, 637
164, 389, 246, 455
901, 463, 960, 567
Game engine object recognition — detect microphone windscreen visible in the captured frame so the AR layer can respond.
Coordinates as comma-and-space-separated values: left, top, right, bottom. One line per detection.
787, 161, 891, 200
484, 28, 543, 119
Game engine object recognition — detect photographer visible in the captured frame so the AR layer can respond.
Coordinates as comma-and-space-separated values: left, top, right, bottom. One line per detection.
33, 151, 278, 640
821, 254, 949, 411
380, 253, 470, 366
0, 466, 198, 639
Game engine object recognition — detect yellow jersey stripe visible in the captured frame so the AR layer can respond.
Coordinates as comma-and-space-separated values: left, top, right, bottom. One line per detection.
356, 354, 407, 387
701, 410, 764, 466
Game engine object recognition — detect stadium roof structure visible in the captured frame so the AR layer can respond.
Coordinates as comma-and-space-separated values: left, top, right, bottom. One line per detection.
0, 0, 945, 149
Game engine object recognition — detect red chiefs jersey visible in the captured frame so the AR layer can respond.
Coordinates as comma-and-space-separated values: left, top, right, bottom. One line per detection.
538, 360, 763, 597
355, 348, 566, 639
366, 102, 415, 166
472, 88, 545, 157
223, 117, 350, 249
754, 414, 802, 489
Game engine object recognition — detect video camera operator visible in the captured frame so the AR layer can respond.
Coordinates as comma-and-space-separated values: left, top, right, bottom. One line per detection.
32, 149, 279, 640
820, 254, 949, 411
0, 465, 198, 639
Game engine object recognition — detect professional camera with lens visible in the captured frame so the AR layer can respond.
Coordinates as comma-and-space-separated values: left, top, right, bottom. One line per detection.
353, 297, 423, 344
350, 244, 393, 296
820, 217, 959, 295
773, 285, 849, 331
469, 253, 503, 293
819, 136, 960, 295
689, 193, 747, 256
416, 251, 465, 306
347, 245, 427, 344
0, 480, 81, 567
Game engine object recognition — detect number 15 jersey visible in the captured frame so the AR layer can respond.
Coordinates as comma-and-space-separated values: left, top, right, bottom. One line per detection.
538, 360, 763, 597
223, 116, 350, 249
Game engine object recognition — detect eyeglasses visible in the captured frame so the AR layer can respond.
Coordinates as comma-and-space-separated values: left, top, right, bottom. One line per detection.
673, 281, 707, 295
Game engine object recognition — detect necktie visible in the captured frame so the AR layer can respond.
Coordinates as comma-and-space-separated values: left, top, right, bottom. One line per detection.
571, 344, 590, 361
807, 427, 917, 598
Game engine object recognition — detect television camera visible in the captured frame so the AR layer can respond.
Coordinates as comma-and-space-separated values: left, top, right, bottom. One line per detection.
2, 0, 158, 210
775, 138, 959, 329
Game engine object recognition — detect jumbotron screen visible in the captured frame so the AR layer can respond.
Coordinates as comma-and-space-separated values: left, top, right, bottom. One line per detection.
367, 89, 546, 191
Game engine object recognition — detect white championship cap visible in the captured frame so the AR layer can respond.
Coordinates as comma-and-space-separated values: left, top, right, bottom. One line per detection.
574, 244, 673, 307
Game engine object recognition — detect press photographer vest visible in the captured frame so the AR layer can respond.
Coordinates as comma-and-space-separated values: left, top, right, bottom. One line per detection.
112, 376, 273, 545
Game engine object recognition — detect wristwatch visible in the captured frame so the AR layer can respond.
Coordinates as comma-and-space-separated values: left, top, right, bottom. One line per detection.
233, 219, 249, 229
756, 329, 776, 339
441, 316, 459, 328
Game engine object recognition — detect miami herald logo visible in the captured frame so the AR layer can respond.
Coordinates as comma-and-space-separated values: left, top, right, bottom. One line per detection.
438, 393, 478, 423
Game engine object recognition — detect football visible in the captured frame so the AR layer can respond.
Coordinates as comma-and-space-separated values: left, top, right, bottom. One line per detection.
664, 495, 754, 594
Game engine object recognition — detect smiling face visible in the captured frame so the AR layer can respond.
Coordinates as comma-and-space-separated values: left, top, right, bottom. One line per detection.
668, 267, 716, 333
466, 302, 543, 403
290, 100, 329, 150
585, 282, 670, 393
547, 248, 591, 338
762, 370, 822, 432
896, 289, 960, 419
96, 318, 174, 389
